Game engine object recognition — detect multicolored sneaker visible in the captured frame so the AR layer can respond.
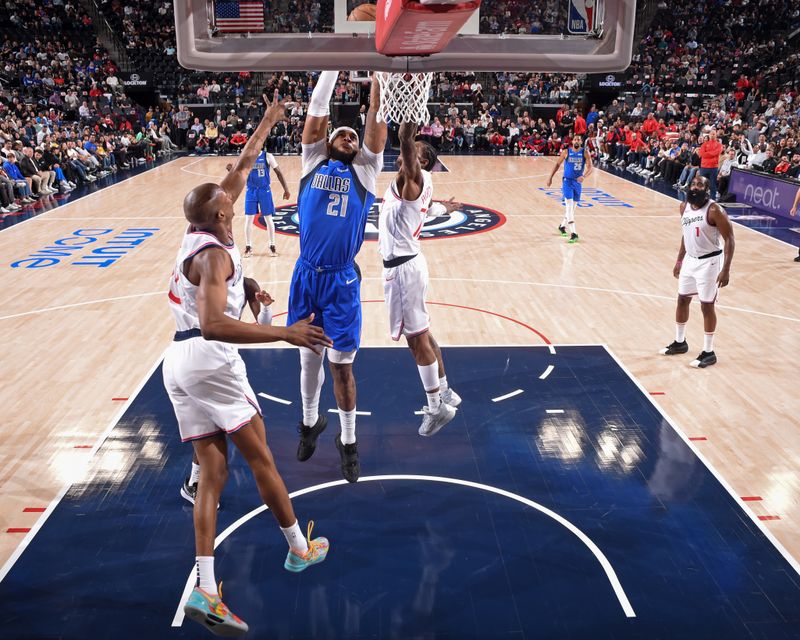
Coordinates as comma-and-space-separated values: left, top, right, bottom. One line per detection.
284, 521, 330, 573
558, 224, 567, 237
183, 584, 248, 637
568, 233, 579, 244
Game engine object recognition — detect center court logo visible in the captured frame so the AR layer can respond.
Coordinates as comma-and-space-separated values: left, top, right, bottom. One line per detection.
259, 199, 506, 240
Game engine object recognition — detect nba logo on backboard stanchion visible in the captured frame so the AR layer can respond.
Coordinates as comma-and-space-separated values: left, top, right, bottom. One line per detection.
567, 0, 595, 34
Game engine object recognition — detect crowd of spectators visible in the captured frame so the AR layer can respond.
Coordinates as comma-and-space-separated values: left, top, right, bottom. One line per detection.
0, 0, 183, 214
589, 85, 800, 201
478, 0, 568, 35
627, 0, 800, 93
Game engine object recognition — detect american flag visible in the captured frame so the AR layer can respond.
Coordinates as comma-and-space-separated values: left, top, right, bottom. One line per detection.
214, 1, 264, 33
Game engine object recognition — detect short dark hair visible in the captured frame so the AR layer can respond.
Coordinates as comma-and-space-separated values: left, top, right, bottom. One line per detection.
419, 141, 438, 170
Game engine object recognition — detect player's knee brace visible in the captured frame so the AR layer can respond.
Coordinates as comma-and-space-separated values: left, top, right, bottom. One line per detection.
328, 348, 357, 365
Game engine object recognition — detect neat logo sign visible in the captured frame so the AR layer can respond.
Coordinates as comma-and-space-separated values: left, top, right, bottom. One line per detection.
741, 183, 783, 210
538, 187, 633, 208
11, 228, 159, 269
261, 200, 505, 240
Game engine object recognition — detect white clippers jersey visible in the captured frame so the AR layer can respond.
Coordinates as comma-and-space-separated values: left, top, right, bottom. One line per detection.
379, 169, 434, 260
168, 230, 245, 332
681, 199, 721, 258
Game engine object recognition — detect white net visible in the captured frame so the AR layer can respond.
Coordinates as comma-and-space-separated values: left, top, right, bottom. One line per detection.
375, 72, 433, 125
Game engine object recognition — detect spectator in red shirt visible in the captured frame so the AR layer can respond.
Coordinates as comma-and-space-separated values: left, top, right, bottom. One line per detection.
642, 113, 658, 137
698, 130, 724, 197
229, 131, 248, 153
573, 109, 587, 136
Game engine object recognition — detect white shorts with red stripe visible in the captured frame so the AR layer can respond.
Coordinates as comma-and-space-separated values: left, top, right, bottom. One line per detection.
383, 254, 430, 341
163, 337, 261, 442
678, 253, 722, 303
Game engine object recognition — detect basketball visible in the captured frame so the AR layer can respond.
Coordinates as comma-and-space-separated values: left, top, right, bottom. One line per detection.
347, 2, 377, 21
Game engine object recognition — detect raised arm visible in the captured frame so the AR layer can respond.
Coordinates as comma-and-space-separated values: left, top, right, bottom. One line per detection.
220, 91, 286, 203
302, 70, 339, 145
363, 75, 388, 154
193, 248, 331, 351
397, 121, 422, 200
709, 203, 735, 287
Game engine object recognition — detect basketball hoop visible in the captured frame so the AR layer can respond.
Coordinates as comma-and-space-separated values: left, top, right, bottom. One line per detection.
375, 71, 433, 125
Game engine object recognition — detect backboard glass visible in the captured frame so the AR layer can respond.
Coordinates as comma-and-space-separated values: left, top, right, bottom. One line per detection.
174, 0, 635, 73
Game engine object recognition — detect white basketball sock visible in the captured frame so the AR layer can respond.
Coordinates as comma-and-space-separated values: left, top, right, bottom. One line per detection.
704, 332, 715, 352
439, 375, 449, 392
338, 408, 357, 445
417, 363, 441, 411
300, 347, 325, 427
189, 461, 201, 485
266, 215, 276, 245
196, 556, 217, 594
280, 520, 308, 553
675, 322, 687, 343
244, 215, 253, 247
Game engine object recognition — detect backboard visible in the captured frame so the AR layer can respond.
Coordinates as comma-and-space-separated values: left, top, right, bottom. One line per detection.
173, 0, 635, 73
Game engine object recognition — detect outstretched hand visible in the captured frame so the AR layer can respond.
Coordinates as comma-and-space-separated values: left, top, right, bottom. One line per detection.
263, 89, 288, 123
441, 197, 461, 214
285, 314, 332, 354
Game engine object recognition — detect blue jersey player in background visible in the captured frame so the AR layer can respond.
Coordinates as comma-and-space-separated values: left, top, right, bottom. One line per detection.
547, 135, 593, 244
240, 148, 291, 257
288, 71, 386, 483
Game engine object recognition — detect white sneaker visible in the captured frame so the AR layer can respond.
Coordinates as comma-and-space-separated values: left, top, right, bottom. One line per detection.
441, 387, 461, 407
418, 403, 456, 437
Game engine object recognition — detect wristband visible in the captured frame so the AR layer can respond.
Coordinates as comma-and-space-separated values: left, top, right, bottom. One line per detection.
257, 306, 273, 326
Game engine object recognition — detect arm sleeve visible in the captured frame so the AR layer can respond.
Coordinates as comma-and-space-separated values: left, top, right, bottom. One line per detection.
307, 70, 339, 118
266, 153, 278, 169
257, 306, 273, 326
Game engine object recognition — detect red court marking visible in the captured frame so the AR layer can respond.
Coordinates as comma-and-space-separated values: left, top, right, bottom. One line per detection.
741, 496, 763, 502
273, 300, 552, 345
112, 397, 129, 401
23, 507, 46, 513
7, 528, 31, 533
689, 437, 707, 441
649, 391, 666, 396
74, 445, 92, 449
758, 515, 781, 521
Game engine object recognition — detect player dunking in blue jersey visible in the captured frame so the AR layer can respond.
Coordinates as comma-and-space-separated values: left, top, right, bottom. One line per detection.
288, 71, 386, 482
242, 149, 290, 258
546, 135, 593, 244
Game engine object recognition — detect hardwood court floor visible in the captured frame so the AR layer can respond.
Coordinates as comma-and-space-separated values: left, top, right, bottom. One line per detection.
0, 155, 798, 571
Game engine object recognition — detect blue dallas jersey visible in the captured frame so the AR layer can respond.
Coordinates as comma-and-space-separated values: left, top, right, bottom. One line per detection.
297, 158, 375, 267
563, 147, 586, 180
246, 151, 273, 190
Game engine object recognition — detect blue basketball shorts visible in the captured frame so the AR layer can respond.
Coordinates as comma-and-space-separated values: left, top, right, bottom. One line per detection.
562, 178, 582, 202
287, 261, 362, 352
244, 188, 275, 216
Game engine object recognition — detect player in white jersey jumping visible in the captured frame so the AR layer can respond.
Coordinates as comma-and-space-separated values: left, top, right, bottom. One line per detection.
163, 92, 332, 638
660, 175, 735, 368
379, 122, 462, 436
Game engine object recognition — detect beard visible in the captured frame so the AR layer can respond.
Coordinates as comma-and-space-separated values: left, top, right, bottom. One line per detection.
329, 146, 358, 164
686, 188, 708, 206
